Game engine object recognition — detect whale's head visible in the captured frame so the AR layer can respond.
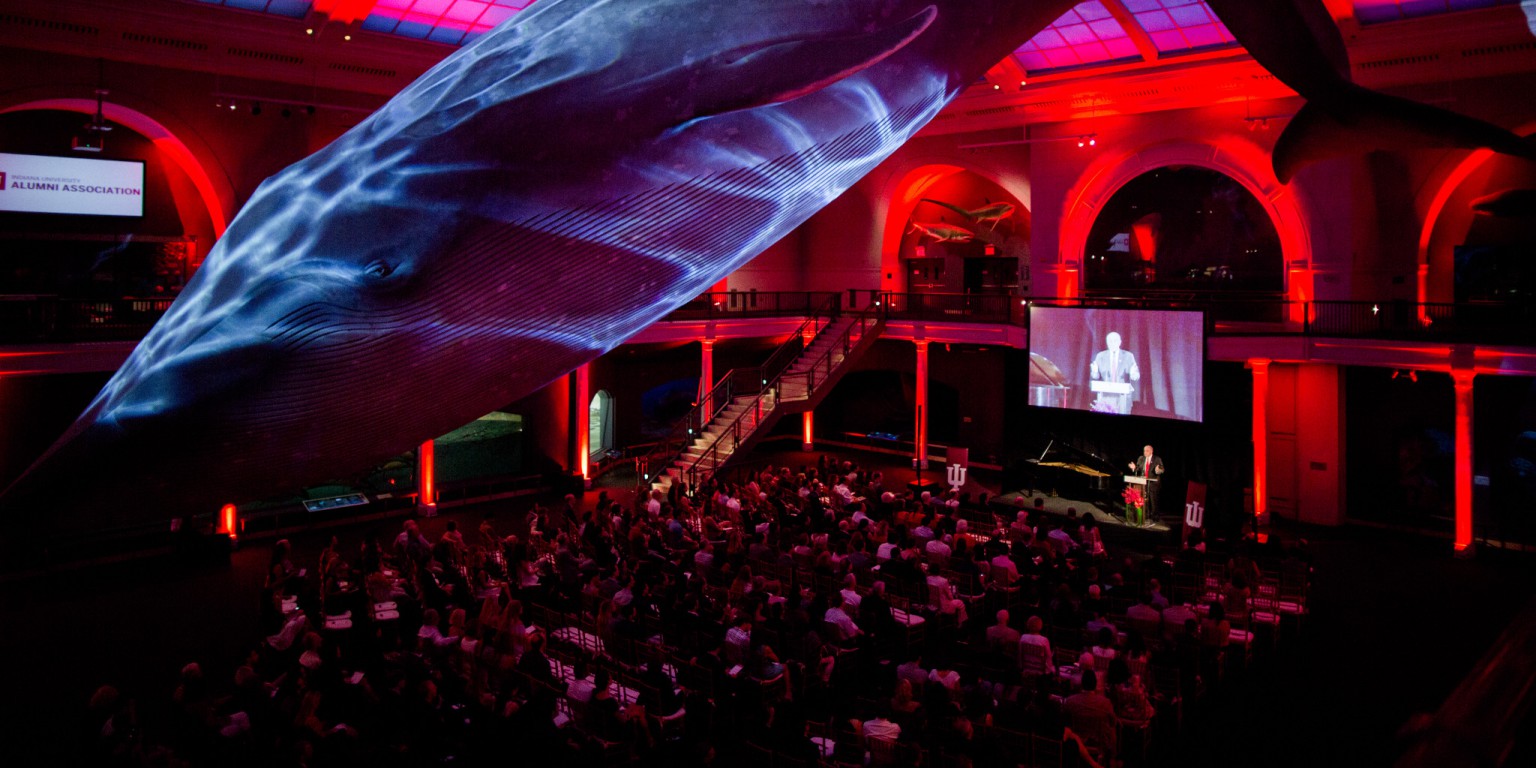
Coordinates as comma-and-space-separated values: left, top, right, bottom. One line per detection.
0, 191, 451, 524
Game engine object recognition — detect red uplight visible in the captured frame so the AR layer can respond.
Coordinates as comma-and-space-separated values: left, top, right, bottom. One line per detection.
218, 503, 239, 540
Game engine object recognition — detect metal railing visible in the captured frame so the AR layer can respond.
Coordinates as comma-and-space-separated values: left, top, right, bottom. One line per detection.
7, 291, 1536, 346
680, 300, 881, 490
664, 290, 841, 321
637, 293, 841, 487
1303, 300, 1536, 341
878, 291, 1026, 325
778, 300, 887, 403
0, 296, 176, 343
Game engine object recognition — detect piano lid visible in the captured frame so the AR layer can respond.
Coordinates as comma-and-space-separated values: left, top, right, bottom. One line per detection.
1025, 438, 1118, 478
1030, 352, 1069, 387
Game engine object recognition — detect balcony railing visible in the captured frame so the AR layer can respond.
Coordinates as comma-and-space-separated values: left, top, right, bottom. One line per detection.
4, 291, 1536, 345
664, 291, 842, 321
0, 296, 175, 343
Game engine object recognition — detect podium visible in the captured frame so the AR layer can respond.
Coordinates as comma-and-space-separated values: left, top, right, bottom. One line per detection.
1123, 474, 1157, 525
1091, 381, 1133, 414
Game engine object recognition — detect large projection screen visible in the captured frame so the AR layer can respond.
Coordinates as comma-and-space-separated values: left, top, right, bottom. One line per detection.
1028, 306, 1204, 422
0, 152, 145, 217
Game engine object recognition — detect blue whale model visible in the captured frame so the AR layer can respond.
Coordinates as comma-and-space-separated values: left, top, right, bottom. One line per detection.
5, 0, 1534, 527
2, 0, 1087, 523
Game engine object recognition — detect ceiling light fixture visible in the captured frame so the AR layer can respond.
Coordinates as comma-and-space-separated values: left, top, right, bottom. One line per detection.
73, 62, 112, 153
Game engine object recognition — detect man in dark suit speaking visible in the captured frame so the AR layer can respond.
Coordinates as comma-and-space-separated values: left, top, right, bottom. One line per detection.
1090, 331, 1138, 414
1128, 445, 1164, 520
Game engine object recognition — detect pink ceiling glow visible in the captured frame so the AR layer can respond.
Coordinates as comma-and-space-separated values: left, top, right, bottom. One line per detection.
191, 0, 1527, 73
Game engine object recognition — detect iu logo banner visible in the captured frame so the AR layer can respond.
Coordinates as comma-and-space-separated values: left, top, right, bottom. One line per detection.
947, 463, 967, 491
945, 446, 968, 491
0, 171, 7, 190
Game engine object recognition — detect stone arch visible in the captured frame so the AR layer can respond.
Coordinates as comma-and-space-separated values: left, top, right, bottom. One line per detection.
876, 158, 1033, 293
1, 96, 234, 237
1057, 139, 1312, 304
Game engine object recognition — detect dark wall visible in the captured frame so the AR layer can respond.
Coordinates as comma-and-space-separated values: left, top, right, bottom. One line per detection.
812, 340, 1016, 463
0, 372, 111, 491
588, 337, 782, 449
1345, 367, 1454, 533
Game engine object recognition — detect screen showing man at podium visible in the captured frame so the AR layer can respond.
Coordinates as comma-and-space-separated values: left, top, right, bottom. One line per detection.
1090, 331, 1138, 414
1027, 306, 1204, 422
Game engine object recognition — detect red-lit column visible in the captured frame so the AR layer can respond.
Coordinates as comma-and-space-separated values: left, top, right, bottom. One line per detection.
800, 327, 816, 451
1248, 359, 1270, 527
574, 363, 592, 489
1453, 369, 1475, 553
217, 503, 239, 542
699, 340, 715, 418
417, 439, 437, 516
914, 340, 929, 470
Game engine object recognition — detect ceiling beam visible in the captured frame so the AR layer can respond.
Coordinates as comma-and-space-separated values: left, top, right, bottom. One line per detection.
984, 55, 1031, 92
1101, 0, 1159, 64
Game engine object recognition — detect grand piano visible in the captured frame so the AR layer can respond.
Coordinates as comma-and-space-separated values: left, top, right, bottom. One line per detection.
1018, 439, 1120, 507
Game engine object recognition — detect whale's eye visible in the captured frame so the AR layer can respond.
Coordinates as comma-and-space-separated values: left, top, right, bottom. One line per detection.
364, 260, 394, 278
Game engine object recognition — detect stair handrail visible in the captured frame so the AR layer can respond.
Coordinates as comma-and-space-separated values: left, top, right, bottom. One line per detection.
638, 293, 840, 488
637, 414, 695, 487
777, 300, 887, 401
683, 299, 883, 490
759, 292, 842, 386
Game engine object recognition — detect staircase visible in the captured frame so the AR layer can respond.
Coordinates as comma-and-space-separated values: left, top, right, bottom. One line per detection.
640, 298, 885, 493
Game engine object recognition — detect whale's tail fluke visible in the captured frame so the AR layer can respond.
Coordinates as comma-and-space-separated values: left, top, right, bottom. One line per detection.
1273, 82, 1536, 183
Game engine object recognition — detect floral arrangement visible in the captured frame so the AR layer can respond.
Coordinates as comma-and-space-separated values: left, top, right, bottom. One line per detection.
1122, 485, 1145, 524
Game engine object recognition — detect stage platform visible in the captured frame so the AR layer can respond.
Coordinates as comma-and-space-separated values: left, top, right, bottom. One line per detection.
992, 489, 1176, 545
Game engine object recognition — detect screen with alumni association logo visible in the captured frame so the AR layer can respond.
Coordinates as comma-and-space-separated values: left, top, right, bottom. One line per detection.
0, 152, 145, 217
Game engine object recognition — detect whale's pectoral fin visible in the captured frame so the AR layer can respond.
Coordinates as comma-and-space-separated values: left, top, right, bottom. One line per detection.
1273, 83, 1536, 183
694, 6, 937, 117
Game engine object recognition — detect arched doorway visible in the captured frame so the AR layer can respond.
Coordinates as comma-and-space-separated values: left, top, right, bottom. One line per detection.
1058, 140, 1312, 306
1, 98, 231, 238
1416, 126, 1536, 304
880, 163, 1031, 295
0, 108, 216, 299
1083, 166, 1284, 295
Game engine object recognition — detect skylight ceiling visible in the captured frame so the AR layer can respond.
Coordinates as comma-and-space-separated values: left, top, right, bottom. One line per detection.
1015, 2, 1143, 73
1353, 0, 1524, 25
190, 0, 1526, 77
1124, 0, 1235, 55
